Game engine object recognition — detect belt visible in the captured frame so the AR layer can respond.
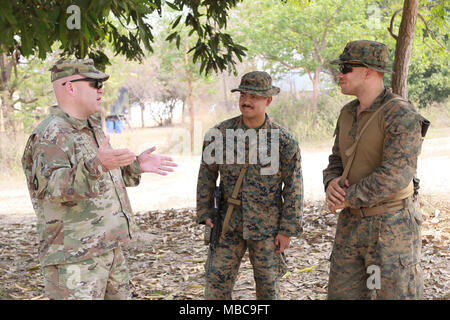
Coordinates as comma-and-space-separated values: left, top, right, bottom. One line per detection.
348, 199, 407, 218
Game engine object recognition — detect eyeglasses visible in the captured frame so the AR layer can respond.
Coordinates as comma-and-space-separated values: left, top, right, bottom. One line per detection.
62, 78, 103, 89
339, 63, 367, 74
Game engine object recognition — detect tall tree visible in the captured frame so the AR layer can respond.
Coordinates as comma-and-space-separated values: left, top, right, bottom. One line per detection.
232, 0, 368, 110
390, 0, 420, 98
157, 15, 215, 153
388, 0, 449, 98
0, 0, 247, 132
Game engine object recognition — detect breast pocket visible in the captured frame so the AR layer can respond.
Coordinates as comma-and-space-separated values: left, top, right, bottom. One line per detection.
75, 135, 98, 159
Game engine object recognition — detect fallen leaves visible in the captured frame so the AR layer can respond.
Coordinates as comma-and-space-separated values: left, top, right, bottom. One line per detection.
297, 266, 318, 273
0, 198, 449, 300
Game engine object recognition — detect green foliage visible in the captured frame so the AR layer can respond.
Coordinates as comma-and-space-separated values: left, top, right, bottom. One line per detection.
0, 0, 247, 74
166, 0, 247, 74
229, 0, 449, 108
231, 0, 369, 75
13, 56, 58, 127
408, 49, 450, 108
267, 90, 346, 142
406, 0, 450, 107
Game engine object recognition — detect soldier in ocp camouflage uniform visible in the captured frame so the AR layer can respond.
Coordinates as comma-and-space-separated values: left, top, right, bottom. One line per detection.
22, 59, 177, 299
323, 40, 425, 299
196, 71, 303, 299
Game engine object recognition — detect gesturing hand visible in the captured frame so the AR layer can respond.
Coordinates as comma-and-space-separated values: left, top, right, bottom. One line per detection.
138, 146, 178, 175
98, 136, 137, 171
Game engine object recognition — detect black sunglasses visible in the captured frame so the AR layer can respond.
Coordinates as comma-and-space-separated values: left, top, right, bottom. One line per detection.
339, 63, 367, 74
62, 78, 103, 89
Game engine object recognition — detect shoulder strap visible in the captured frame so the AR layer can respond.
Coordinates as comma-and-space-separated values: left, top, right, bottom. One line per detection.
339, 97, 404, 187
221, 145, 256, 238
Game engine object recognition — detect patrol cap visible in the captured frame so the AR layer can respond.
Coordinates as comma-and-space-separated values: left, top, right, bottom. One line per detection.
50, 59, 110, 82
331, 40, 393, 73
231, 71, 280, 97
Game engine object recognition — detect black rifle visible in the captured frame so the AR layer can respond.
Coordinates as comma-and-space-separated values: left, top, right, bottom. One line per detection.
205, 186, 222, 276
414, 116, 431, 197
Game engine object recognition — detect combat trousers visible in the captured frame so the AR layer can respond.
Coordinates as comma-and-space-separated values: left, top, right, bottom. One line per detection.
205, 225, 285, 300
328, 197, 423, 300
42, 246, 131, 300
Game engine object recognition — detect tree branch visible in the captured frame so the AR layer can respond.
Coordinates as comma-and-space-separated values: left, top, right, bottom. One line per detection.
11, 97, 38, 107
388, 8, 403, 41
264, 54, 313, 82
417, 13, 449, 53
317, 0, 350, 63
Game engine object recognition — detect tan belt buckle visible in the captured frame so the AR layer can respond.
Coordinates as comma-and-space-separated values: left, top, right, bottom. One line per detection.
358, 208, 366, 218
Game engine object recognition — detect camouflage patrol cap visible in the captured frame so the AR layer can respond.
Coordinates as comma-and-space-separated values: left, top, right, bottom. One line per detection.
231, 71, 280, 97
50, 59, 110, 82
331, 40, 393, 73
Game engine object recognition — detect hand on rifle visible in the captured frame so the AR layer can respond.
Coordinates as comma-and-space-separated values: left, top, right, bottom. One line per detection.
205, 218, 214, 228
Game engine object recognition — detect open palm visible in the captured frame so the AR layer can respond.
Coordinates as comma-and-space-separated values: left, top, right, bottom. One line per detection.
138, 146, 177, 175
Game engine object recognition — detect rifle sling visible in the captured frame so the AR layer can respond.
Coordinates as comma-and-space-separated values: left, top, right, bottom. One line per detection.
220, 146, 256, 239
221, 166, 247, 238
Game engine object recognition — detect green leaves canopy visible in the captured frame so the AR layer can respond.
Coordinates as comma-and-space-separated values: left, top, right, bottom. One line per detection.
0, 0, 247, 74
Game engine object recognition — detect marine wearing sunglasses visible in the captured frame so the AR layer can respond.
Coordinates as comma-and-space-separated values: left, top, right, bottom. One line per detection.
339, 63, 367, 74
62, 77, 104, 89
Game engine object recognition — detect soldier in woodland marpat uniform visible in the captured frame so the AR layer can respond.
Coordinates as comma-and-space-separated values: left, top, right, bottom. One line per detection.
323, 40, 426, 299
196, 71, 303, 299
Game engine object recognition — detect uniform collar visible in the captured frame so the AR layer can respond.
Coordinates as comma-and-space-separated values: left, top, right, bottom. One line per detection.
348, 88, 390, 115
238, 113, 272, 130
50, 105, 102, 131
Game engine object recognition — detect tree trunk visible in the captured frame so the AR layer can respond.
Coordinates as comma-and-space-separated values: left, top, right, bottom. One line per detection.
0, 52, 12, 133
312, 68, 320, 111
0, 95, 5, 133
140, 102, 145, 128
1, 89, 14, 132
181, 99, 185, 124
186, 77, 195, 153
391, 0, 419, 99
222, 73, 230, 112
185, 43, 195, 153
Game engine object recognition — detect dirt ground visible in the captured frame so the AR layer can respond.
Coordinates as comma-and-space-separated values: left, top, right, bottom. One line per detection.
0, 133, 449, 300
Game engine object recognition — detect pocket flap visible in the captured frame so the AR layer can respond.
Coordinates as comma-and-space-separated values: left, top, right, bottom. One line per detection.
399, 253, 417, 267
